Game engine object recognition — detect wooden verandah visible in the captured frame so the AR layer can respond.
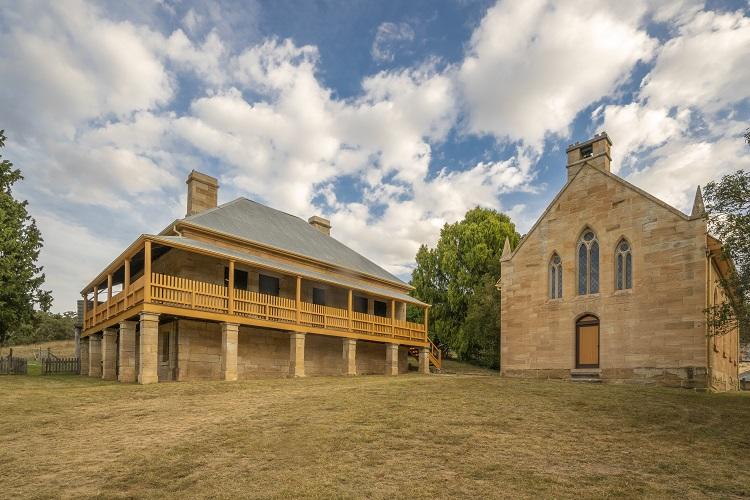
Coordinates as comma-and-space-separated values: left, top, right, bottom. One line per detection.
81, 237, 441, 368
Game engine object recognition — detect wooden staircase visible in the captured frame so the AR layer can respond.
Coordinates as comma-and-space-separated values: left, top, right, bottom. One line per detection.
408, 339, 442, 371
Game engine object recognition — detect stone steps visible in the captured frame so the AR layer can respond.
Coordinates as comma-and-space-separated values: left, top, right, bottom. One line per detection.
570, 370, 602, 383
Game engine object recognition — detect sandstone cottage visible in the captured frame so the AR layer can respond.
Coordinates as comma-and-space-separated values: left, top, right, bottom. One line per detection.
80, 171, 440, 383
498, 133, 740, 391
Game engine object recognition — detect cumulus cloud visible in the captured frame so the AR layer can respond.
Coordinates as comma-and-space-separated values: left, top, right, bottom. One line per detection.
371, 22, 415, 63
458, 0, 656, 149
598, 8, 750, 211
1, 0, 748, 312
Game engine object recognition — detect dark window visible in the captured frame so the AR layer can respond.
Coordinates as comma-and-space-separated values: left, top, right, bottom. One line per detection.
259, 274, 280, 296
224, 267, 249, 291
374, 300, 387, 317
161, 333, 170, 363
313, 288, 326, 306
578, 230, 599, 295
580, 144, 593, 158
353, 296, 368, 313
549, 253, 563, 299
615, 239, 633, 291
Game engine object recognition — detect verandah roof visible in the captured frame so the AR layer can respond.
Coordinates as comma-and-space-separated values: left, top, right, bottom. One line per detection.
152, 235, 428, 307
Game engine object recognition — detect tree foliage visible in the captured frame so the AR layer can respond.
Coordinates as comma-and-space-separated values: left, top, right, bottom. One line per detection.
0, 130, 51, 346
703, 169, 750, 342
6, 311, 76, 346
411, 207, 521, 368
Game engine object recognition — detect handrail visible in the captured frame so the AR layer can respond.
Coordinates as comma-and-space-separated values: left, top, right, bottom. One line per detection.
142, 272, 427, 342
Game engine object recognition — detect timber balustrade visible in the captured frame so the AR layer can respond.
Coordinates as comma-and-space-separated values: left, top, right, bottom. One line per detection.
85, 272, 428, 343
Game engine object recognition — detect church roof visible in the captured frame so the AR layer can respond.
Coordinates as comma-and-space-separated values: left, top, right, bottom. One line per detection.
505, 163, 699, 261
172, 197, 407, 287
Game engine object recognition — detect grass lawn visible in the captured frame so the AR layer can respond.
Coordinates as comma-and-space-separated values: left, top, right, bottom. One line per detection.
1, 373, 748, 499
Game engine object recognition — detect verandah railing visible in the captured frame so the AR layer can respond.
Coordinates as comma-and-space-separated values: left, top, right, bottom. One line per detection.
149, 272, 427, 342
86, 275, 145, 328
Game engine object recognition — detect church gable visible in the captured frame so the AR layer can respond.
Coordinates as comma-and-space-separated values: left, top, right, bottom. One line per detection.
509, 137, 700, 264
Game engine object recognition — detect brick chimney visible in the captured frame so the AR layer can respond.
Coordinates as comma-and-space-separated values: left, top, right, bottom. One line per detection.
186, 170, 218, 216
566, 132, 612, 181
308, 215, 331, 236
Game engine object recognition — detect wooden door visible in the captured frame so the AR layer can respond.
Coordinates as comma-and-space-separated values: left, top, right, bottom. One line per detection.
576, 316, 599, 368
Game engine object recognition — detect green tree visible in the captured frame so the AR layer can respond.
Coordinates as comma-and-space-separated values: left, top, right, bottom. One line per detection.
8, 311, 76, 346
0, 130, 51, 346
411, 207, 521, 368
703, 169, 750, 342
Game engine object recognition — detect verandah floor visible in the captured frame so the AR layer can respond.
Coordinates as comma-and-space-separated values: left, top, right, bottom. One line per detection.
1, 370, 748, 499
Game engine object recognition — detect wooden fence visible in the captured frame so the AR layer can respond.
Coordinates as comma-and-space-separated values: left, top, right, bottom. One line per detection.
42, 357, 81, 375
0, 353, 28, 375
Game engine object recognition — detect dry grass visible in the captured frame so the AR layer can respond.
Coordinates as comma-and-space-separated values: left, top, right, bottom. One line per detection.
0, 373, 748, 499
1, 339, 77, 358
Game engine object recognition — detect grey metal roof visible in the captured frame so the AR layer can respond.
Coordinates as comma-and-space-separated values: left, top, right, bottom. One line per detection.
180, 198, 406, 286
152, 235, 427, 306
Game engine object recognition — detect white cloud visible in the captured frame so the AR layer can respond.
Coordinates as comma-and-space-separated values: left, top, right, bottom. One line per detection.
628, 130, 750, 211
458, 0, 656, 148
371, 22, 415, 63
0, 0, 173, 139
596, 8, 750, 211
3, 0, 747, 313
596, 103, 688, 171
34, 212, 124, 310
640, 10, 750, 113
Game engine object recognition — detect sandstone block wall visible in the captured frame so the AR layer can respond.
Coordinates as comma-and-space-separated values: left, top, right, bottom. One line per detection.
500, 166, 709, 386
177, 320, 222, 381
174, 320, 409, 380
237, 327, 290, 378
708, 260, 740, 391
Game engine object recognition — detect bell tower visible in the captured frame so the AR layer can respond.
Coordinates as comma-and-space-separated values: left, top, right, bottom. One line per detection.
566, 132, 612, 181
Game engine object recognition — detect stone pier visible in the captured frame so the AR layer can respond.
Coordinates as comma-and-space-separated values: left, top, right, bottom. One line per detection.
221, 323, 239, 381
88, 334, 102, 377
101, 328, 117, 380
342, 338, 356, 376
385, 343, 399, 376
138, 312, 160, 384
118, 321, 137, 383
290, 332, 306, 377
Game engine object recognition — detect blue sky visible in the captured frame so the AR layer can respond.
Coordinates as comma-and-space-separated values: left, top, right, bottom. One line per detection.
1, 0, 749, 312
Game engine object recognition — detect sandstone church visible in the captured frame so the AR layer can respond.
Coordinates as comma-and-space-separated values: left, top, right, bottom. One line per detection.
498, 133, 740, 392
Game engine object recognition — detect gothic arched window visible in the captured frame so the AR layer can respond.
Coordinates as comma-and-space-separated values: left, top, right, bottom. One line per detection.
615, 239, 633, 290
549, 253, 563, 299
578, 229, 599, 295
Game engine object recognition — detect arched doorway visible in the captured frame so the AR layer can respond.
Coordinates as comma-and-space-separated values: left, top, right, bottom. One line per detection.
576, 315, 600, 368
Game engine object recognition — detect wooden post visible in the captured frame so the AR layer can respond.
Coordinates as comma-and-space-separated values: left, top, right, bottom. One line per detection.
347, 289, 353, 331
93, 285, 98, 324
82, 293, 88, 329
144, 240, 152, 303
228, 260, 235, 315
107, 273, 113, 318
295, 276, 301, 324
391, 299, 396, 336
124, 258, 131, 306
424, 306, 429, 342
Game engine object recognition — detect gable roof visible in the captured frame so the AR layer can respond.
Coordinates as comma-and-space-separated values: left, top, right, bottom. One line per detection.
173, 198, 407, 287
505, 163, 697, 261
